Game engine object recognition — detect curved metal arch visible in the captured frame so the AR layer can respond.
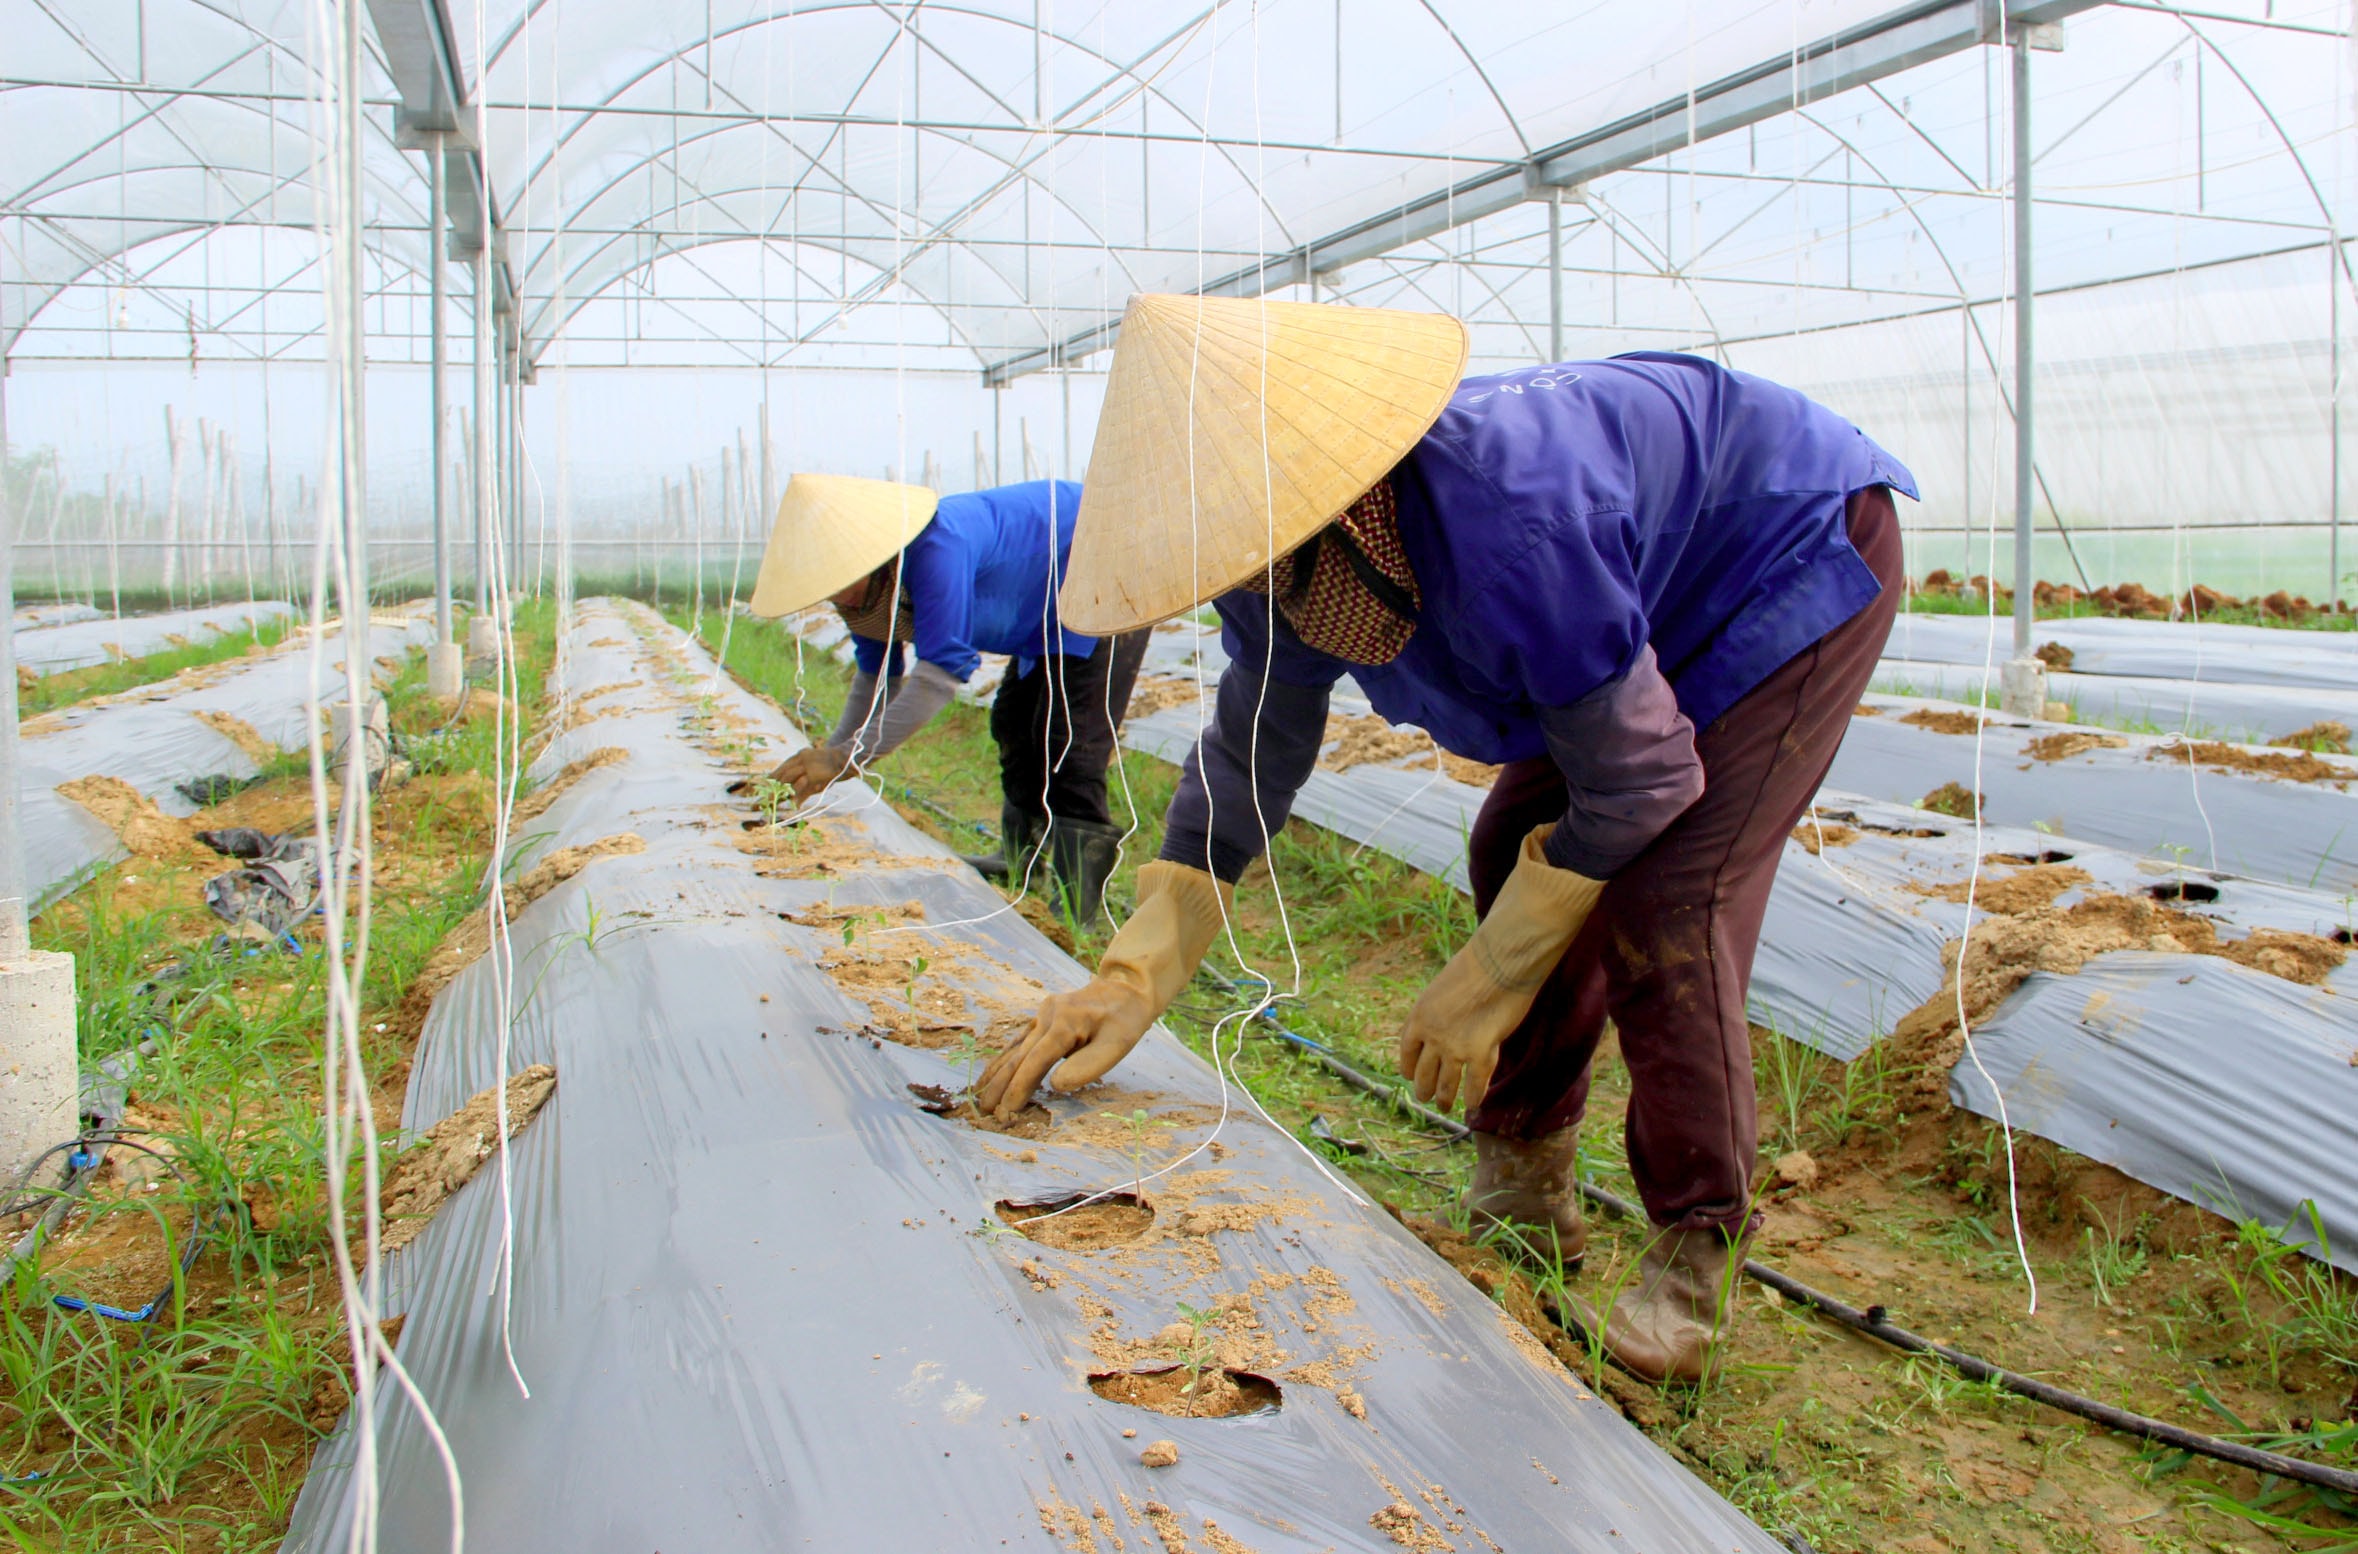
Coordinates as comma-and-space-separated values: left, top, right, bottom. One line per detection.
516, 111, 1144, 349
3, 134, 432, 358
2173, 18, 2356, 296
538, 228, 984, 362
5, 213, 437, 352
483, 1, 1305, 314
528, 179, 1077, 368
1406, 0, 1530, 158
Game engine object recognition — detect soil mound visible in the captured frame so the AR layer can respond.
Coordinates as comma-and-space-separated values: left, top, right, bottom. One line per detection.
2273, 720, 2352, 756
1920, 781, 1980, 819
1886, 892, 2346, 1103
56, 775, 208, 860
377, 1065, 558, 1256
2150, 741, 2352, 785
1900, 708, 1984, 736
192, 709, 277, 763
2023, 731, 2125, 762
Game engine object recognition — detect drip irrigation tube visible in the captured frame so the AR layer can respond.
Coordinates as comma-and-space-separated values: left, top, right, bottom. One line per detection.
1200, 971, 2358, 1500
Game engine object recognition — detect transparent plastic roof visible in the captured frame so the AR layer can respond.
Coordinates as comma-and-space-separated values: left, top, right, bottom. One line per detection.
3, 0, 2352, 375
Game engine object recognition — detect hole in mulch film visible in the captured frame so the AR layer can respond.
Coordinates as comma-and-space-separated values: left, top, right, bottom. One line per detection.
908, 1081, 1052, 1140
1987, 849, 2075, 866
1088, 1367, 1282, 1419
1859, 821, 1949, 839
2332, 928, 2355, 946
2147, 881, 2222, 903
996, 1193, 1154, 1250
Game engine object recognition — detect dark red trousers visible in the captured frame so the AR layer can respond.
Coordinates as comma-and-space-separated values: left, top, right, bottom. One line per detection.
1465, 488, 1903, 1232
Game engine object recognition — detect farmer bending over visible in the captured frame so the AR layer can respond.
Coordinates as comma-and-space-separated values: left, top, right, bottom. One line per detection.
977, 296, 1911, 1384
749, 474, 1146, 925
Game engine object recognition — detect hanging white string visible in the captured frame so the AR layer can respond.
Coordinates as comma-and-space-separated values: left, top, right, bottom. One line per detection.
306, 1, 466, 1548
1950, 13, 2039, 1315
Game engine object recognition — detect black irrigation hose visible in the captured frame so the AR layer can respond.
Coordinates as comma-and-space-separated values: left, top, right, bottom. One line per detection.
1196, 972, 2358, 1500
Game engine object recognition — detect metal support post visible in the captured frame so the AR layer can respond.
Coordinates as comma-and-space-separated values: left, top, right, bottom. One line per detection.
2001, 29, 2048, 718
2333, 238, 2343, 614
471, 246, 491, 618
1547, 189, 1564, 364
424, 133, 461, 698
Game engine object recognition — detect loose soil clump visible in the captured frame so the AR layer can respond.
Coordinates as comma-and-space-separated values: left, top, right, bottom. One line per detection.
513, 745, 629, 822
1789, 819, 1857, 855
192, 708, 277, 762
511, 832, 646, 910
1885, 891, 2347, 1098
2022, 730, 2126, 761
1900, 708, 1985, 736
1914, 862, 2091, 916
1125, 675, 1207, 719
2153, 739, 2353, 784
377, 1065, 558, 1256
997, 1193, 1155, 1250
1920, 781, 1980, 819
2274, 719, 2352, 755
909, 1080, 1052, 1139
56, 774, 210, 860
1087, 1366, 1281, 1419
1322, 713, 1501, 788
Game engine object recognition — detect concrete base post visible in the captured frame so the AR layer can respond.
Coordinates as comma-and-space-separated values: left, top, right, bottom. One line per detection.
1999, 657, 2049, 719
1, 950, 79, 1191
464, 613, 501, 677
329, 694, 391, 791
425, 641, 465, 703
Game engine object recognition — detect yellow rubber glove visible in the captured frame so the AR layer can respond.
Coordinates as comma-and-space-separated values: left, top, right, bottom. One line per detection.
976, 860, 1232, 1119
1398, 824, 1606, 1115
769, 744, 852, 804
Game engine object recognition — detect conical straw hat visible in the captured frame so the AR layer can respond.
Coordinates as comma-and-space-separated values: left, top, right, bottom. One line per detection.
748, 473, 939, 617
1059, 293, 1467, 634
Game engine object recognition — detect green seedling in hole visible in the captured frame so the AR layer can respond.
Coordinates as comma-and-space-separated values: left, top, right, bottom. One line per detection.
752, 776, 792, 831
904, 954, 930, 1014
1171, 1301, 1218, 1396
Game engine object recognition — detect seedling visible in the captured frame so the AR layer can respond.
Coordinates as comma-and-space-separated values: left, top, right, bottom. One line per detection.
751, 776, 792, 831
1171, 1301, 1218, 1396
904, 954, 930, 1014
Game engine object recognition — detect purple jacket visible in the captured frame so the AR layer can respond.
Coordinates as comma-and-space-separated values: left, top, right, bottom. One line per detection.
1163, 353, 1914, 881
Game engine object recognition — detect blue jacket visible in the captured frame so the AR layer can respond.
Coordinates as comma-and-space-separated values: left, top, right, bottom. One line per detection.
852, 479, 1092, 681
1220, 353, 1916, 759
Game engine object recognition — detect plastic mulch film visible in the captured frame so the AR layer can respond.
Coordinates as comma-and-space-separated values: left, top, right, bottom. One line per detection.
12, 601, 102, 631
1883, 613, 2358, 693
279, 598, 1784, 1554
1830, 694, 2358, 894
17, 614, 433, 909
13, 601, 295, 675
1949, 955, 2358, 1275
1870, 659, 2358, 745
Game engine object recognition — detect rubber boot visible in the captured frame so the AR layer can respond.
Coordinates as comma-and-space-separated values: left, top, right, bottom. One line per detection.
1046, 816, 1124, 930
1597, 1225, 1750, 1386
1464, 1129, 1587, 1271
961, 804, 1044, 883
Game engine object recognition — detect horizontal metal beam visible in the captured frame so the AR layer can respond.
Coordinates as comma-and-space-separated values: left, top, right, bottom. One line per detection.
980, 0, 2103, 386
361, 0, 519, 324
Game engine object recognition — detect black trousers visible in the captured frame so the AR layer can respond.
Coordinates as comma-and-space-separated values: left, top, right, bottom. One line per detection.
990, 630, 1148, 825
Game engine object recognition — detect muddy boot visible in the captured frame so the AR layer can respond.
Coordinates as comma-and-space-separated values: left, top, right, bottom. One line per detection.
1464, 1130, 1587, 1270
1598, 1224, 1750, 1386
961, 804, 1044, 882
1046, 817, 1124, 930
